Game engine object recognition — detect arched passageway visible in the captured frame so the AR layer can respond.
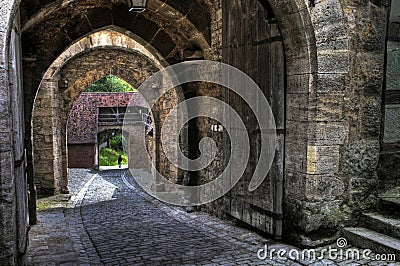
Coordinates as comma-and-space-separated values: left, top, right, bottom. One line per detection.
0, 0, 394, 264
31, 33, 164, 195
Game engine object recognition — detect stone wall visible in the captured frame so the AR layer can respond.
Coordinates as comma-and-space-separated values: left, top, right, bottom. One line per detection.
0, 1, 29, 264
339, 0, 388, 232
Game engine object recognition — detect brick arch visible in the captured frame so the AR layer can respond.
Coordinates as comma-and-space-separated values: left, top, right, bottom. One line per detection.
21, 0, 211, 49
1, 0, 391, 261
58, 49, 182, 184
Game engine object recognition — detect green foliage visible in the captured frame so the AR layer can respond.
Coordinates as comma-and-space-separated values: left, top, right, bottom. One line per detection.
99, 132, 126, 152
85, 74, 136, 93
109, 133, 125, 152
99, 148, 128, 166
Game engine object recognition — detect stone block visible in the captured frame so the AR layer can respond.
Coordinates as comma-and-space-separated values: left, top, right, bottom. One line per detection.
310, 92, 344, 121
286, 52, 313, 75
0, 132, 11, 152
0, 200, 17, 265
299, 209, 323, 233
0, 151, 14, 202
360, 96, 382, 138
286, 93, 309, 121
0, 114, 11, 132
305, 174, 345, 201
298, 200, 349, 233
284, 172, 306, 202
316, 73, 346, 93
351, 4, 388, 52
316, 37, 348, 52
317, 50, 349, 74
285, 130, 308, 174
308, 122, 349, 145
33, 161, 54, 174
307, 145, 340, 174
351, 177, 377, 196
33, 108, 53, 117
352, 52, 385, 96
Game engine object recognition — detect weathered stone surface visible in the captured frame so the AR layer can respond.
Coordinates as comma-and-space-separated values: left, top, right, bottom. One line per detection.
305, 175, 345, 201
342, 140, 380, 178
317, 50, 349, 73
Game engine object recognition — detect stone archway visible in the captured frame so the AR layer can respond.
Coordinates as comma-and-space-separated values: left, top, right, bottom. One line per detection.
32, 44, 182, 195
219, 0, 353, 243
21, 0, 213, 213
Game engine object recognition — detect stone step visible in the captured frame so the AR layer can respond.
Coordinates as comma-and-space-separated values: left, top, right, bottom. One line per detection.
379, 186, 400, 217
361, 212, 400, 239
343, 227, 400, 260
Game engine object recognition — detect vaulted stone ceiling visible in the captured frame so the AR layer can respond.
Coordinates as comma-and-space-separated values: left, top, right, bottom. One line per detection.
21, 0, 211, 62
20, 0, 213, 132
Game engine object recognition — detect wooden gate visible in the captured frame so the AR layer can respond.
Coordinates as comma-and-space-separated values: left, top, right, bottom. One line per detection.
222, 0, 285, 239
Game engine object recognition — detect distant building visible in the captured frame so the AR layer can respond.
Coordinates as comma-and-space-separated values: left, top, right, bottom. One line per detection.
67, 92, 149, 168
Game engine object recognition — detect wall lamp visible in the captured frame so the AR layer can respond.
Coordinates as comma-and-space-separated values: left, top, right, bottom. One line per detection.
127, 0, 148, 12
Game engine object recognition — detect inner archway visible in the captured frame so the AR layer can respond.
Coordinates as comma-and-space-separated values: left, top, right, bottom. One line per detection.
30, 29, 182, 196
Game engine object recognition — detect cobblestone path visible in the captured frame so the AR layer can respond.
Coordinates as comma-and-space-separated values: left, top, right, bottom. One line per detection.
28, 169, 399, 265
68, 170, 274, 265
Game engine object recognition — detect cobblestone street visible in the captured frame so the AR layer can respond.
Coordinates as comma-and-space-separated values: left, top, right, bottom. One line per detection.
27, 169, 399, 265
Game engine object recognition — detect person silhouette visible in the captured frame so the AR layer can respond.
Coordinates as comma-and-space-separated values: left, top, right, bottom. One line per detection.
118, 155, 122, 168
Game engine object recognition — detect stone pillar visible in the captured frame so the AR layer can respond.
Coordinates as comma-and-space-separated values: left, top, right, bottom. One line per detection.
32, 79, 65, 195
